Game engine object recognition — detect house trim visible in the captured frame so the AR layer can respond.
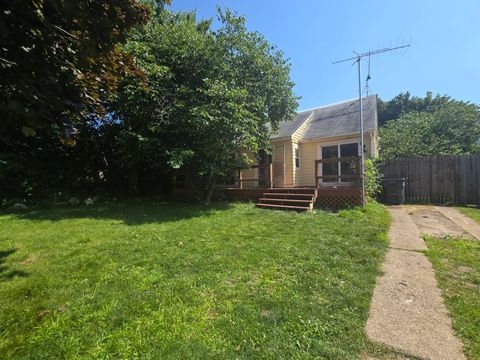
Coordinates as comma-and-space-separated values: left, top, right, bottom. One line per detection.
299, 131, 374, 144
271, 136, 290, 143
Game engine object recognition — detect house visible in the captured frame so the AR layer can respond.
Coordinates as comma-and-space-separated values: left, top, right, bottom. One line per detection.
226, 95, 379, 210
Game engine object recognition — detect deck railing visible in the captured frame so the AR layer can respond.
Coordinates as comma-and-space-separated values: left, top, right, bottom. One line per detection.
314, 156, 361, 186
235, 163, 273, 189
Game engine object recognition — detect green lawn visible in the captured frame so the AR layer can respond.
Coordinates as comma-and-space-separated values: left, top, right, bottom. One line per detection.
0, 201, 389, 359
425, 229, 480, 358
457, 206, 480, 225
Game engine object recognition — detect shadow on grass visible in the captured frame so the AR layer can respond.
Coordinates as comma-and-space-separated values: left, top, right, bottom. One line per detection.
0, 249, 29, 282
4, 200, 234, 226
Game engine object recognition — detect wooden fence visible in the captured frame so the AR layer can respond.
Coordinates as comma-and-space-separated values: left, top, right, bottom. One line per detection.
380, 154, 480, 205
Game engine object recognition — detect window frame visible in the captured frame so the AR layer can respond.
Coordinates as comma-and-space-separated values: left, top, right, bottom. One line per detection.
318, 140, 360, 185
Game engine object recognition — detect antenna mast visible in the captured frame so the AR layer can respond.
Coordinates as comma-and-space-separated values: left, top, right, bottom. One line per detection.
333, 44, 410, 206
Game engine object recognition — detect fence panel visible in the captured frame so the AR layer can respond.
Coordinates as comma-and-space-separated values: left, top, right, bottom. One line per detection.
380, 154, 480, 205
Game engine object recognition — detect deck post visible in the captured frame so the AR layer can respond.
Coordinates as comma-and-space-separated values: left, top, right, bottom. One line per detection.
314, 160, 318, 188
269, 163, 273, 188
239, 169, 243, 189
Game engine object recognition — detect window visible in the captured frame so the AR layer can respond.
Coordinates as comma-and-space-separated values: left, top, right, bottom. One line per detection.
295, 146, 300, 168
321, 145, 338, 183
320, 142, 359, 184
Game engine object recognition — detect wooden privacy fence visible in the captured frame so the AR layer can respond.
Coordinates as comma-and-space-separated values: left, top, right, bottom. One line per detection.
380, 154, 480, 205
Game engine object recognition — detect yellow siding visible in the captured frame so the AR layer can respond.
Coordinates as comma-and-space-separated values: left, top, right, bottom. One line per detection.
290, 113, 312, 182
296, 141, 318, 186
363, 133, 377, 158
295, 133, 378, 186
272, 139, 294, 186
266, 102, 379, 186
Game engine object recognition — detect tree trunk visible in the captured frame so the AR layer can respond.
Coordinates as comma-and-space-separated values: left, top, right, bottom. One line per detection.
204, 174, 216, 205
127, 166, 139, 196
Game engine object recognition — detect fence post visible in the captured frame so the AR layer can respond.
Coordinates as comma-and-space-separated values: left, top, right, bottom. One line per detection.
239, 169, 243, 190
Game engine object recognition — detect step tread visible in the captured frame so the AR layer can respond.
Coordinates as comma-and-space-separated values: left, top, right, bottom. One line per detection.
255, 203, 311, 210
259, 198, 312, 203
262, 193, 315, 197
267, 187, 316, 190
265, 189, 316, 192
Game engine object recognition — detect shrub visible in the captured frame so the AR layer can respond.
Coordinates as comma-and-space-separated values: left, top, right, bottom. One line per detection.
365, 159, 382, 200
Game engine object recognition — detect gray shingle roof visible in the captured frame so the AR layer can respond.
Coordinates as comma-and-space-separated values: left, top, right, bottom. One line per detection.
269, 109, 313, 139
271, 95, 378, 141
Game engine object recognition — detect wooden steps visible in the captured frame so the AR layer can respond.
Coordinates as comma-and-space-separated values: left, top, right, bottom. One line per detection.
256, 203, 311, 211
262, 193, 315, 198
256, 188, 317, 211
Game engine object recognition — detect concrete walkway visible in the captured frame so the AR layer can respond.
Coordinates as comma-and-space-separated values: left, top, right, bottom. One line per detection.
366, 206, 466, 360
435, 206, 480, 241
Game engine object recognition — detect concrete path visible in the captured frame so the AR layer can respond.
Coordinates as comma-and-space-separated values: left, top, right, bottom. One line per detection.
435, 206, 480, 241
366, 206, 466, 360
404, 205, 471, 239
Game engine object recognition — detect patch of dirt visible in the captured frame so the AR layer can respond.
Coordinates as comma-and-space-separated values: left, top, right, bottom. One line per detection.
464, 282, 477, 289
37, 309, 50, 318
20, 255, 37, 265
260, 309, 271, 317
457, 266, 473, 274
403, 205, 472, 239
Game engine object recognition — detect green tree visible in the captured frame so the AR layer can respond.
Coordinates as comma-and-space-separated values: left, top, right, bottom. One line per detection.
0, 0, 153, 145
378, 91, 459, 126
115, 10, 298, 201
380, 102, 480, 160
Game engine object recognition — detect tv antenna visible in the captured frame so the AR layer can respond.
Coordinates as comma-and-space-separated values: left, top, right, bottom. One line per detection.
364, 53, 373, 96
333, 43, 410, 206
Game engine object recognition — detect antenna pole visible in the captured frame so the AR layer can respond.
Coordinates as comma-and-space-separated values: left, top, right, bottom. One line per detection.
357, 57, 365, 206
333, 43, 410, 206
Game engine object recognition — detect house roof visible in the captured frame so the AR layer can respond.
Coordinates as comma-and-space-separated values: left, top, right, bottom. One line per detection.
270, 95, 378, 141
270, 109, 314, 139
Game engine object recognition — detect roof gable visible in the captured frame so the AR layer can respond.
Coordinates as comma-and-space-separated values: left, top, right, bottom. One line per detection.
270, 109, 313, 139
270, 95, 378, 141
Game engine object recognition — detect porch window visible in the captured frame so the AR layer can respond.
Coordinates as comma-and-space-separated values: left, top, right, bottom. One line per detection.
295, 146, 300, 168
320, 142, 359, 183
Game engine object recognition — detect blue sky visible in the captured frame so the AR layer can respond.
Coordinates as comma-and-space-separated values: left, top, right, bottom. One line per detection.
170, 0, 480, 111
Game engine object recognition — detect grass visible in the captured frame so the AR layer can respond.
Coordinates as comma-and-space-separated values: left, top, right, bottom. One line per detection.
457, 206, 480, 225
0, 200, 389, 359
424, 233, 480, 359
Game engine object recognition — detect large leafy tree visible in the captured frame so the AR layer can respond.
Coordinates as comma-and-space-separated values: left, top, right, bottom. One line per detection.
0, 0, 152, 144
115, 10, 298, 200
380, 102, 480, 160
378, 91, 460, 126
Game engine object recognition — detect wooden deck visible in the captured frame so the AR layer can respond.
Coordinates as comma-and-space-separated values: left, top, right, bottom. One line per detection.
224, 186, 362, 211
225, 154, 363, 211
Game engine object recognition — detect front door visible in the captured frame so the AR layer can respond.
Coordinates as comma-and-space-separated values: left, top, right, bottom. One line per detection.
272, 145, 285, 187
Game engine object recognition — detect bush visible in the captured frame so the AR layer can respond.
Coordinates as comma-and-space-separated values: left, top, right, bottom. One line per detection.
365, 159, 382, 200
